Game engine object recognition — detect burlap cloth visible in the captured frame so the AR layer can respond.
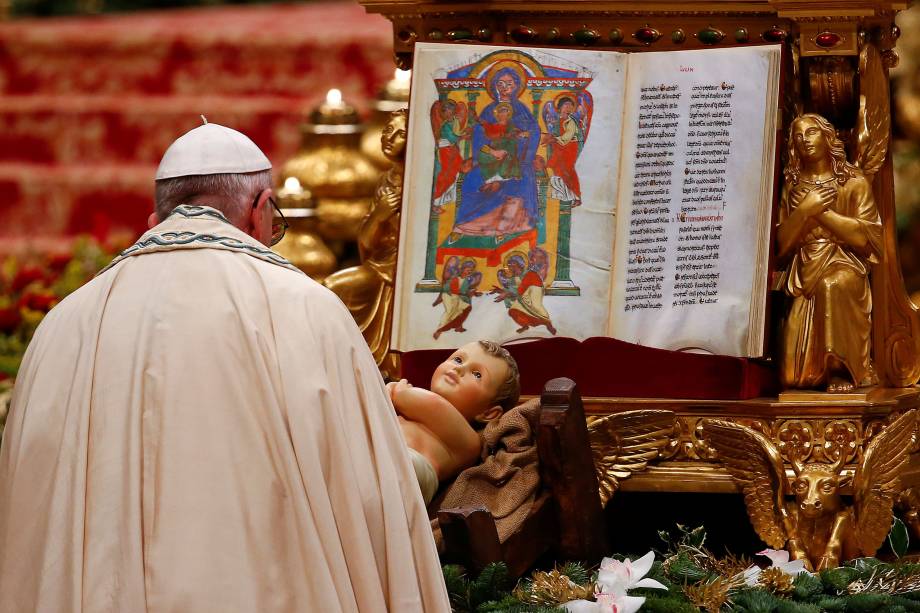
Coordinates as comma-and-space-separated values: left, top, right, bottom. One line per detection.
431, 398, 542, 550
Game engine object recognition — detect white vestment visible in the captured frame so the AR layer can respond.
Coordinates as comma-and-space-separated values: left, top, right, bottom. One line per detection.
0, 205, 450, 613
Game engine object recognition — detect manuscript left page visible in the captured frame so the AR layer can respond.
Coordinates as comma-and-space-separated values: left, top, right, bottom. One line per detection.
392, 43, 627, 351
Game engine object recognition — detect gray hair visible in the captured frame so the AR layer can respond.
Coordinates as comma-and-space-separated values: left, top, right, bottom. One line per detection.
154, 170, 272, 225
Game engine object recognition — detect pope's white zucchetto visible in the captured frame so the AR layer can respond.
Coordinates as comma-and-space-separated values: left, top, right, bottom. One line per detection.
155, 120, 272, 180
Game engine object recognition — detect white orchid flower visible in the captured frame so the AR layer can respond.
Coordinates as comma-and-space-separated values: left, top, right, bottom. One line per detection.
563, 592, 646, 613
597, 551, 668, 594
741, 548, 809, 586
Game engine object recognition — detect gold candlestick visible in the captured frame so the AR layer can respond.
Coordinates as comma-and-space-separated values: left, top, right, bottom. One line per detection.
272, 177, 337, 281
281, 89, 379, 252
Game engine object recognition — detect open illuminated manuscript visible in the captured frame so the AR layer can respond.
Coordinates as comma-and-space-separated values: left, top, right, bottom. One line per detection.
393, 43, 781, 357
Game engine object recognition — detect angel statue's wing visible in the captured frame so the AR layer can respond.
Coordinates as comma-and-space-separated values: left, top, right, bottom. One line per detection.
701, 419, 789, 549
854, 410, 918, 556
587, 410, 677, 507
855, 43, 891, 182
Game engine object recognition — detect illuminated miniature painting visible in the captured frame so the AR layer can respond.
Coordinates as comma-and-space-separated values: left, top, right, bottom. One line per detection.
395, 43, 626, 350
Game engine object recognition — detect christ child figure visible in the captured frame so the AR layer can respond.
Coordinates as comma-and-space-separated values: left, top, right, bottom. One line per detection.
478, 102, 528, 187
386, 340, 520, 504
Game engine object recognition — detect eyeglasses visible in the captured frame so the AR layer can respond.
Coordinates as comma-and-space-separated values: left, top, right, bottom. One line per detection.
252, 190, 289, 246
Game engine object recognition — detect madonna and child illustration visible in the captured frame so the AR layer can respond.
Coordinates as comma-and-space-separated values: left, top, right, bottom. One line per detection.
412, 46, 596, 342
394, 43, 780, 357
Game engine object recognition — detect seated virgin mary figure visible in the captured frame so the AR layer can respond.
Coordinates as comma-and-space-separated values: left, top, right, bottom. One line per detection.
448, 68, 540, 245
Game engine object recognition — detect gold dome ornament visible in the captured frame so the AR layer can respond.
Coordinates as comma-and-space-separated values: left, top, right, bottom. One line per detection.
271, 177, 337, 282
280, 89, 379, 249
361, 69, 411, 169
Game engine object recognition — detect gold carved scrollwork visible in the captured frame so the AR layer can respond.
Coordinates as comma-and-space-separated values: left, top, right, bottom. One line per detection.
821, 421, 859, 464
777, 420, 814, 463
653, 416, 878, 466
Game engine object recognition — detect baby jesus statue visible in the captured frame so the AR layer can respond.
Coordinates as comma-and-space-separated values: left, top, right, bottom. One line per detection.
387, 340, 520, 504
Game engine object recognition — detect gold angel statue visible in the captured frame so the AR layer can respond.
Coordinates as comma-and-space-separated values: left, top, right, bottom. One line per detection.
703, 411, 917, 570
323, 109, 407, 377
588, 410, 678, 507
776, 113, 883, 392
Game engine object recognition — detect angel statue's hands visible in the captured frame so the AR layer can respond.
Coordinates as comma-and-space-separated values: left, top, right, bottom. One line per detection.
797, 186, 836, 218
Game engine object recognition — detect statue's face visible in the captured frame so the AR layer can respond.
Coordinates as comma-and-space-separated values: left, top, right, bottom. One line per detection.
381, 112, 408, 160
792, 118, 829, 162
793, 466, 842, 519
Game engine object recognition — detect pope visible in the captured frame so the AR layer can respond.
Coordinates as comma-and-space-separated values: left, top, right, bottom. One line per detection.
0, 119, 450, 612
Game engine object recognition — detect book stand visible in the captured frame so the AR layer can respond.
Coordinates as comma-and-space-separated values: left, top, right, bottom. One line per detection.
343, 0, 920, 567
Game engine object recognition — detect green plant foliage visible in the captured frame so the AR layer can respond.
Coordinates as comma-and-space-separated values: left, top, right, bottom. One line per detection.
731, 588, 780, 613
556, 561, 592, 587
844, 592, 891, 612
639, 595, 703, 613
791, 572, 823, 601
444, 564, 470, 610
469, 563, 514, 610
439, 524, 920, 612
890, 594, 920, 611
476, 595, 564, 612
891, 518, 911, 559
775, 601, 823, 613
820, 567, 860, 592
665, 552, 709, 584
443, 563, 517, 613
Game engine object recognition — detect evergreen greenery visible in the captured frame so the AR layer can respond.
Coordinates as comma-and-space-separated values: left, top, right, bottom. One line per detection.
442, 524, 920, 612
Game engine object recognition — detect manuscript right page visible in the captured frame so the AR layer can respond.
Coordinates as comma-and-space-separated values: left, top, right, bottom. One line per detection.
609, 45, 781, 357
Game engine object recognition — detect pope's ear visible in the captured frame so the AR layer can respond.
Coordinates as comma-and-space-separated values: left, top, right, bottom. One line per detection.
477, 405, 503, 423
147, 212, 160, 229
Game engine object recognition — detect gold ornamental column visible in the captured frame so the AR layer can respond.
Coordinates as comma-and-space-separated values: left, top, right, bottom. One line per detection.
280, 89, 379, 269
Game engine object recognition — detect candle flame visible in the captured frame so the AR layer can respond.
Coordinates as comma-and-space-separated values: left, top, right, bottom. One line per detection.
394, 69, 411, 83
284, 176, 301, 191
325, 88, 343, 106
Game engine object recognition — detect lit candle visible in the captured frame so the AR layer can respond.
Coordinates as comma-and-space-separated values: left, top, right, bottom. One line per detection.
284, 176, 302, 192
394, 69, 411, 84
276, 175, 313, 209
325, 88, 344, 108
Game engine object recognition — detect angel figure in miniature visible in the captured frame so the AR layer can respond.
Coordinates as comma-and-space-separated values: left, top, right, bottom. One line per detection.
431, 99, 470, 209
776, 113, 882, 392
433, 257, 483, 340
490, 250, 557, 335
542, 93, 590, 207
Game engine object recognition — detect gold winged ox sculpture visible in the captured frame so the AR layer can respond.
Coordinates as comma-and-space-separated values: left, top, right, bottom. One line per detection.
702, 411, 918, 570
